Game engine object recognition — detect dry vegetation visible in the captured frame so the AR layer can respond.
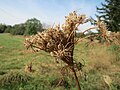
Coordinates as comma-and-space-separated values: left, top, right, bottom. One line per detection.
24, 11, 120, 90
0, 34, 120, 90
0, 10, 119, 90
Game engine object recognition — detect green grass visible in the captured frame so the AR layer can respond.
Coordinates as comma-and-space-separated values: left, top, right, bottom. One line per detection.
0, 34, 53, 71
0, 33, 120, 90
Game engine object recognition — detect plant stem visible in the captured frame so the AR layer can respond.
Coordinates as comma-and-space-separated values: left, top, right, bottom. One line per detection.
71, 67, 81, 90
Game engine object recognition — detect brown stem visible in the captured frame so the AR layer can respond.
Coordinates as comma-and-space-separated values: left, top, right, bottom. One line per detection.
71, 67, 81, 90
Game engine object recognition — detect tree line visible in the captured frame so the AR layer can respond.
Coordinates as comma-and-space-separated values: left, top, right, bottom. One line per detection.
0, 0, 119, 36
0, 18, 44, 35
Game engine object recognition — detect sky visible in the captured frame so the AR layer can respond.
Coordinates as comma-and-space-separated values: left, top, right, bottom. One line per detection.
0, 0, 105, 26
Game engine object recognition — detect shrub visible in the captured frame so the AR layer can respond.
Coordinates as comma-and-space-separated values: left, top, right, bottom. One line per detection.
0, 24, 7, 33
4, 25, 12, 33
10, 24, 25, 35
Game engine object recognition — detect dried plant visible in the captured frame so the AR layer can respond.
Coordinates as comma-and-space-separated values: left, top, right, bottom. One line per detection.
96, 21, 120, 46
24, 11, 90, 90
83, 20, 120, 46
24, 11, 119, 90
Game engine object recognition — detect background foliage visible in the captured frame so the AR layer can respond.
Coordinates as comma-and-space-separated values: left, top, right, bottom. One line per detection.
0, 18, 43, 35
97, 0, 120, 32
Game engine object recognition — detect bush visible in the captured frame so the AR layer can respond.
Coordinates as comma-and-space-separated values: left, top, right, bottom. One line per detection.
4, 25, 12, 33
10, 24, 25, 35
0, 24, 7, 33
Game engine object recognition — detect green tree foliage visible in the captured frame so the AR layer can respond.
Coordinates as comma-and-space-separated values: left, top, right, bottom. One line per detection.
97, 0, 120, 32
4, 25, 12, 33
0, 18, 43, 35
10, 24, 25, 35
0, 24, 7, 33
24, 18, 43, 35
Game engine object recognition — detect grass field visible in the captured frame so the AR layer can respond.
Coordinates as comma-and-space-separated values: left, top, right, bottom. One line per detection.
0, 33, 120, 90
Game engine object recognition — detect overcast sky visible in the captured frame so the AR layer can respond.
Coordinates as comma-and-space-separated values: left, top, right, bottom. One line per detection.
0, 0, 104, 26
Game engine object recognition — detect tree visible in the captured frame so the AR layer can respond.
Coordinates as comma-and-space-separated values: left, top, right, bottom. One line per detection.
96, 0, 120, 32
4, 25, 12, 33
10, 24, 25, 35
0, 24, 7, 33
24, 18, 43, 35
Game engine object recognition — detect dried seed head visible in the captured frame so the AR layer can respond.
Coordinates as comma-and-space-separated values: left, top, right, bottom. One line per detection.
24, 11, 92, 65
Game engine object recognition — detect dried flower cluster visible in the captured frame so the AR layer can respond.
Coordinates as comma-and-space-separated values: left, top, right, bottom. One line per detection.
24, 11, 90, 90
24, 11, 119, 90
82, 20, 120, 46
95, 21, 120, 45
24, 11, 89, 66
109, 32, 120, 45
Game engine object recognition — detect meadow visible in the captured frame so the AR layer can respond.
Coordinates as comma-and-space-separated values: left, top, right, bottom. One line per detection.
0, 33, 120, 90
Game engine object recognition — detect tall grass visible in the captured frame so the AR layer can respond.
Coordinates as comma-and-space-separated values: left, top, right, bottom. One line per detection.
0, 33, 120, 90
